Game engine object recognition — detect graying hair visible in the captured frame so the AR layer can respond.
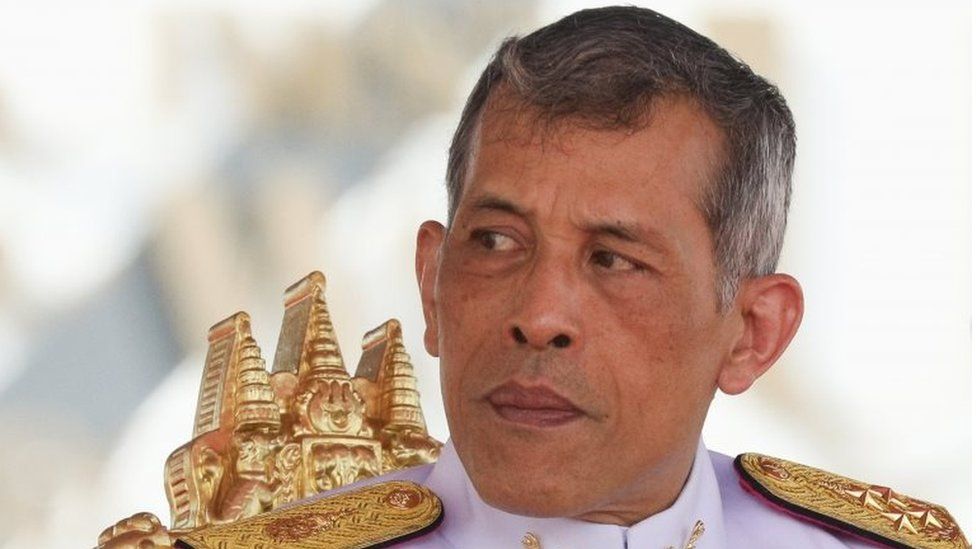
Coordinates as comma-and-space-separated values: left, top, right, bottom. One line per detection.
445, 6, 796, 309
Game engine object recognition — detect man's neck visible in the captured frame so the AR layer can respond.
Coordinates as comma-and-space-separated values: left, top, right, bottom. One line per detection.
572, 438, 701, 526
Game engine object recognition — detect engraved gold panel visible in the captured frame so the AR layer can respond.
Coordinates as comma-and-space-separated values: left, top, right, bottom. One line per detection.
98, 271, 443, 548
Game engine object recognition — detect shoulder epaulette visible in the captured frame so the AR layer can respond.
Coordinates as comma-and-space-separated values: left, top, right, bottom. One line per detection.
735, 453, 969, 549
174, 480, 443, 549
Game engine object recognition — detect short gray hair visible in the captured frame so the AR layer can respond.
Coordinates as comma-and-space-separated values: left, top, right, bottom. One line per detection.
446, 6, 796, 309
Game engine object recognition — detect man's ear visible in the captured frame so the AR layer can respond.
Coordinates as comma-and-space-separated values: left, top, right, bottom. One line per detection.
416, 220, 446, 357
718, 274, 804, 395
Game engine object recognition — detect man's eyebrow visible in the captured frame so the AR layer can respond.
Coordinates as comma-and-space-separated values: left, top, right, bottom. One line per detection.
584, 220, 672, 254
586, 222, 640, 243
469, 195, 527, 217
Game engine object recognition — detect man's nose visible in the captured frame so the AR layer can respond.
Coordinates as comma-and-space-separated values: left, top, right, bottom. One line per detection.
505, 256, 581, 351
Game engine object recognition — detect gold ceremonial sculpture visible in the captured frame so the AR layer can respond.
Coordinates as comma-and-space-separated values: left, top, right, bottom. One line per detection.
98, 272, 443, 548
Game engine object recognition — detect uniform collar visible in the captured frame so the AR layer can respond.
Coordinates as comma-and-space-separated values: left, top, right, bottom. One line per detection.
425, 440, 726, 549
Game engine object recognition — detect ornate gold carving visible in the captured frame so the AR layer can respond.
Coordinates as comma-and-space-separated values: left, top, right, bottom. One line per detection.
176, 481, 442, 549
97, 512, 172, 549
98, 272, 443, 548
738, 453, 970, 549
358, 320, 442, 471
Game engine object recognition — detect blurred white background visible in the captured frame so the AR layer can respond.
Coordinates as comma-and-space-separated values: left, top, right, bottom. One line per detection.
0, 1, 969, 546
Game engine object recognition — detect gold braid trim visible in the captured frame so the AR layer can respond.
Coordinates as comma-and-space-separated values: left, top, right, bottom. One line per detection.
176, 480, 442, 549
736, 453, 970, 549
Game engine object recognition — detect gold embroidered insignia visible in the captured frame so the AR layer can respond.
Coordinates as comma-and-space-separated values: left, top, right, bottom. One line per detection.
667, 519, 705, 549
174, 480, 442, 549
736, 453, 970, 549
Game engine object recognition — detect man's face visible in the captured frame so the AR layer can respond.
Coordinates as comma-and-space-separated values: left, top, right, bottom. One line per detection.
417, 96, 740, 524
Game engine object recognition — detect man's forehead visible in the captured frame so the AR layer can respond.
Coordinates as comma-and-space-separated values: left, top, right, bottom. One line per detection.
473, 87, 718, 148
462, 93, 726, 211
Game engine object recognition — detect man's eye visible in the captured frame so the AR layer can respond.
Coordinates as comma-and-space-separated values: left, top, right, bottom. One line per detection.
472, 230, 519, 251
591, 250, 645, 272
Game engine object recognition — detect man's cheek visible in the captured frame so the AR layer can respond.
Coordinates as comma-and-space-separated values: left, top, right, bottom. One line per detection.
445, 287, 506, 336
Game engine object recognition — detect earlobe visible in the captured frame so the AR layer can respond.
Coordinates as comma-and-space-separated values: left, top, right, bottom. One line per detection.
718, 274, 804, 395
416, 220, 446, 357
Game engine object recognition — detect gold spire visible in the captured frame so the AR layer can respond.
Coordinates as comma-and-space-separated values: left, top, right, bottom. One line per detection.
381, 322, 426, 432
233, 336, 280, 433
303, 294, 348, 381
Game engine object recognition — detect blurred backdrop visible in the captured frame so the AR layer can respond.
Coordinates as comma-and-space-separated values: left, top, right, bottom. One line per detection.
0, 1, 969, 546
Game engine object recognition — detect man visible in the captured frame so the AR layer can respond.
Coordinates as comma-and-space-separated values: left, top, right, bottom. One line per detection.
325, 6, 963, 548
101, 6, 969, 548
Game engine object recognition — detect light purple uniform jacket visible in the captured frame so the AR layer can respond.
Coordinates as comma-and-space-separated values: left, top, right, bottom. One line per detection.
304, 440, 877, 548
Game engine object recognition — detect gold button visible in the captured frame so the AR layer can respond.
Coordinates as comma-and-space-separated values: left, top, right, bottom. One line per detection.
521, 531, 541, 549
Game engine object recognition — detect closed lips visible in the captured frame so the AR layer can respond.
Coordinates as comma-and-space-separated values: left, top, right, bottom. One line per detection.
486, 382, 583, 426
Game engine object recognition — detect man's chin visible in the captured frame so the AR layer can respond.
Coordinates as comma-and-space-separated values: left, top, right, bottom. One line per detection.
459, 442, 595, 518
469, 471, 591, 519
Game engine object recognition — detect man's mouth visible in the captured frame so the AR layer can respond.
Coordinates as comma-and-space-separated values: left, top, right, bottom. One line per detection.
486, 382, 584, 427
